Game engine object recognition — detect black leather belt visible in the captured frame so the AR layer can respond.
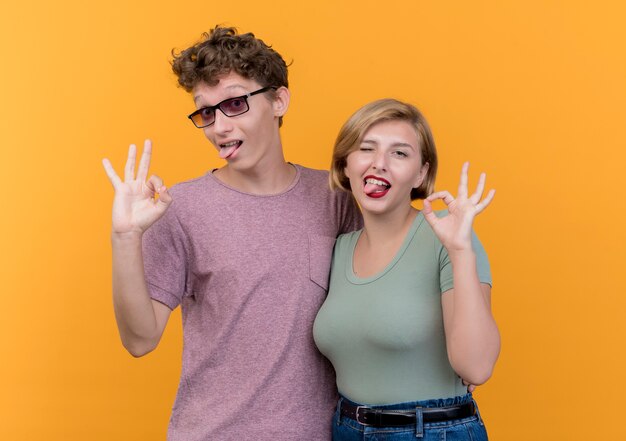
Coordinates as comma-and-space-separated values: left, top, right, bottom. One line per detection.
340, 400, 475, 427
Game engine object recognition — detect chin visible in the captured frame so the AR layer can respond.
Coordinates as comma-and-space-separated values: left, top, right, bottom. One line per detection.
359, 201, 389, 215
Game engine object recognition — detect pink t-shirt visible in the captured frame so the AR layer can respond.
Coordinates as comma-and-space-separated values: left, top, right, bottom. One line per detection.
143, 165, 362, 440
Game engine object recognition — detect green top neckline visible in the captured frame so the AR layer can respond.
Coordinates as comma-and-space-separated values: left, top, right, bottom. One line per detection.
346, 211, 426, 285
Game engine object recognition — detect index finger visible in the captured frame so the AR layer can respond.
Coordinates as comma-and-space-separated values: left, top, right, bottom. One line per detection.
136, 139, 153, 182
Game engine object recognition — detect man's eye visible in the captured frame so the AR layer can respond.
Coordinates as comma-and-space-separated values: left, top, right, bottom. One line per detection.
223, 98, 247, 113
200, 108, 214, 118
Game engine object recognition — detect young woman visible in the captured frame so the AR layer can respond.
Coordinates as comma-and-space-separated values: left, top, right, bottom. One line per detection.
314, 99, 500, 440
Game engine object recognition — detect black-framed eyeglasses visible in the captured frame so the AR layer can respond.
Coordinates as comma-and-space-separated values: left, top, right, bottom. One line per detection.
187, 86, 277, 128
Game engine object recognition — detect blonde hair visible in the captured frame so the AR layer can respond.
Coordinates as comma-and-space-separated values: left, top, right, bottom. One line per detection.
329, 98, 438, 200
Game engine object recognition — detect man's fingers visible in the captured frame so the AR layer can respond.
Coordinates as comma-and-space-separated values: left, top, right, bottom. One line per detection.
136, 139, 153, 182
124, 144, 137, 182
144, 174, 164, 198
157, 186, 173, 206
102, 158, 122, 188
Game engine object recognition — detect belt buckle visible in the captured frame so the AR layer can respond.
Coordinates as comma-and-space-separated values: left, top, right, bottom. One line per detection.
355, 406, 372, 426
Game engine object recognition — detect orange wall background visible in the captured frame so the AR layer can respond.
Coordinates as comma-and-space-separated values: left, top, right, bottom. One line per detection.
1, 1, 624, 439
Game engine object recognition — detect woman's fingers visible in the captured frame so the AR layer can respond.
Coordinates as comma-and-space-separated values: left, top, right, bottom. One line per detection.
102, 158, 122, 188
423, 191, 454, 227
124, 144, 137, 182
460, 378, 476, 392
469, 172, 486, 204
454, 165, 494, 214
136, 139, 153, 183
421, 198, 439, 227
475, 189, 496, 213
457, 162, 469, 198
427, 190, 455, 205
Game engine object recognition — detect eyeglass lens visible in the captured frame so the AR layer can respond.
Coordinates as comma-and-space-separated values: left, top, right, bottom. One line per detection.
192, 97, 250, 127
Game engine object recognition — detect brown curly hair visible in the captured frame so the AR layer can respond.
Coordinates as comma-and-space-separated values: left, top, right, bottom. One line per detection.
172, 26, 289, 126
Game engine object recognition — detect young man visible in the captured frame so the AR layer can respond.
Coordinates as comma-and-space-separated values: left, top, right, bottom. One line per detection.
102, 27, 361, 440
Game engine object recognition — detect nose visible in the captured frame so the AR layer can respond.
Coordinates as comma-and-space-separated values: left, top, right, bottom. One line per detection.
371, 149, 387, 172
212, 108, 233, 135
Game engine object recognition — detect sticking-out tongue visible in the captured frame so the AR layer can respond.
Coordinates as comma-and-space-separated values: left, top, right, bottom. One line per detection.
219, 142, 240, 159
364, 182, 388, 195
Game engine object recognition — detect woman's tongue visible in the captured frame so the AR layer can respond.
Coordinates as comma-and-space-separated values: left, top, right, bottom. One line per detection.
364, 181, 389, 195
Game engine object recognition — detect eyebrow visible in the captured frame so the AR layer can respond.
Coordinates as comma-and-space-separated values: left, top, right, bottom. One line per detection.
361, 139, 415, 149
193, 84, 248, 105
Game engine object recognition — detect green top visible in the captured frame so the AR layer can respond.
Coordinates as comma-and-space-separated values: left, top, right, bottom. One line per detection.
313, 211, 492, 405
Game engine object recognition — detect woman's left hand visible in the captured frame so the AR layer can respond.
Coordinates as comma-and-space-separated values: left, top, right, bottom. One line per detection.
422, 162, 495, 253
462, 378, 477, 393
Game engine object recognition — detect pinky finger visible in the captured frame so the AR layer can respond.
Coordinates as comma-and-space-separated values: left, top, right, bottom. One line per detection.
475, 189, 496, 213
102, 158, 122, 188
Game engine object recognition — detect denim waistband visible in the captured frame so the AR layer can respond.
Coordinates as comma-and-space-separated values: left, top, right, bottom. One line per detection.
338, 392, 475, 411
335, 393, 484, 437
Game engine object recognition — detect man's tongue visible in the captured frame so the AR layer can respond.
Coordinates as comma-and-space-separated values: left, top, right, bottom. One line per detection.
364, 182, 388, 195
219, 142, 240, 159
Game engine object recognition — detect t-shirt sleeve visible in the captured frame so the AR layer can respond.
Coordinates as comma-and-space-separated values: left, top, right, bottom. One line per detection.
336, 190, 363, 235
142, 202, 190, 310
439, 229, 492, 294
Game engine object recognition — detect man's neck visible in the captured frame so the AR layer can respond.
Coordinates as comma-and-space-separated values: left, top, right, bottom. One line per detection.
214, 159, 296, 195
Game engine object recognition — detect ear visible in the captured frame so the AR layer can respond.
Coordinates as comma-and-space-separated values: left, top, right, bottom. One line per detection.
413, 162, 429, 189
343, 155, 353, 180
272, 86, 290, 117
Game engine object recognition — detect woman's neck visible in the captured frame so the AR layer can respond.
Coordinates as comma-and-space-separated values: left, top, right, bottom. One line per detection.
360, 206, 419, 247
352, 206, 419, 278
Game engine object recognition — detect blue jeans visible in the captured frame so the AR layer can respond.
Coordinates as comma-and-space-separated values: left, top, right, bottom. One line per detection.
332, 393, 488, 440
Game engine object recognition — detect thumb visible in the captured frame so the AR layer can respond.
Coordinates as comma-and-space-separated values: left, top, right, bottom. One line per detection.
422, 198, 437, 226
155, 186, 173, 212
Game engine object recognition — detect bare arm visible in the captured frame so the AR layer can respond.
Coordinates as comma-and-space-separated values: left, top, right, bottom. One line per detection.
442, 279, 500, 385
103, 140, 173, 357
111, 233, 172, 357
423, 162, 500, 385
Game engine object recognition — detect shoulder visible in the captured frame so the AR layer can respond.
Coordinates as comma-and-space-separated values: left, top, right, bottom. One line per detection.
335, 230, 359, 250
168, 172, 213, 198
165, 172, 225, 211
294, 165, 352, 204
149, 173, 219, 228
292, 164, 339, 205
294, 164, 330, 187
